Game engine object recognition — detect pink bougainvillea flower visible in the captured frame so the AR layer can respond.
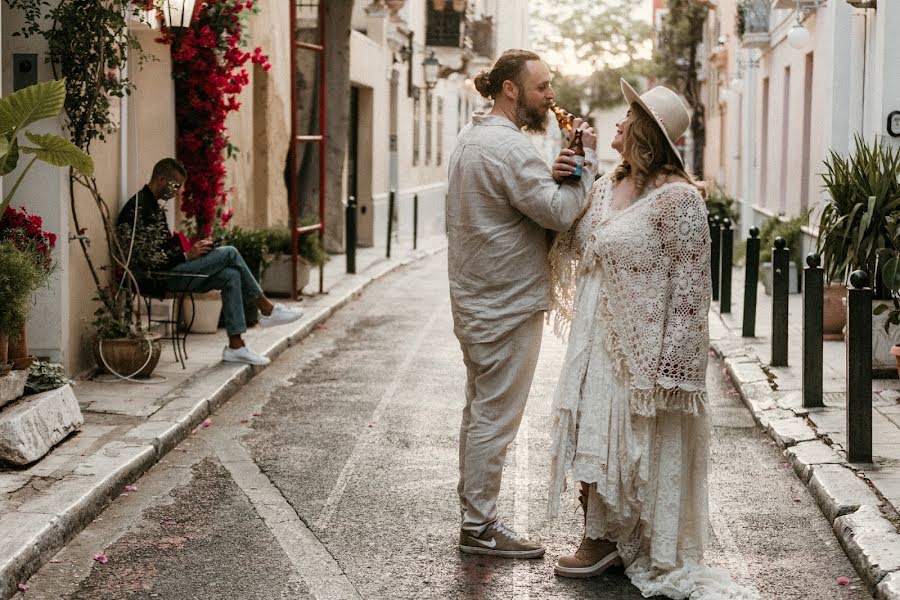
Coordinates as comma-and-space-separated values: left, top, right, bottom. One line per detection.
239, 419, 248, 424
93, 553, 109, 564
201, 418, 212, 428
17, 582, 28, 591
124, 484, 138, 492
836, 577, 850, 585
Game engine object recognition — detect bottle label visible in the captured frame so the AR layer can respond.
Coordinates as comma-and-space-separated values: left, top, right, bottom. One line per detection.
572, 155, 584, 177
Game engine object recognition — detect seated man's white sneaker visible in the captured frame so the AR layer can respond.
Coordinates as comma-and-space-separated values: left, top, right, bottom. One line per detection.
259, 304, 304, 328
222, 345, 271, 366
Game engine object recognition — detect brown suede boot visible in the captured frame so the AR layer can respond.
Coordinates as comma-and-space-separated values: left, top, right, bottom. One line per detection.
555, 482, 622, 578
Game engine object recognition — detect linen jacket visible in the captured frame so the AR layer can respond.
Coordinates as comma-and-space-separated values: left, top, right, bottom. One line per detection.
447, 113, 594, 344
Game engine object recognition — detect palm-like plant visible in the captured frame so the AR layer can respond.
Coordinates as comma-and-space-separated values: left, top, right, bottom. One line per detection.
816, 135, 900, 291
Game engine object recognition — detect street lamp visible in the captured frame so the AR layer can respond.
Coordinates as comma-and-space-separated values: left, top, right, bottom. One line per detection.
161, 0, 197, 29
787, 18, 811, 49
423, 52, 440, 89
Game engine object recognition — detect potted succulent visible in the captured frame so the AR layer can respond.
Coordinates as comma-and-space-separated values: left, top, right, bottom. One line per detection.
818, 135, 900, 373
759, 212, 807, 295
261, 225, 328, 296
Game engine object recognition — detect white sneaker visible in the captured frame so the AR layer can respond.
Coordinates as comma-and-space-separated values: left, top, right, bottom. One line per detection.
222, 345, 271, 366
259, 304, 304, 328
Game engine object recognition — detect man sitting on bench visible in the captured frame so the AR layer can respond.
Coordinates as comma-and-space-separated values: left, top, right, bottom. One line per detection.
118, 158, 303, 366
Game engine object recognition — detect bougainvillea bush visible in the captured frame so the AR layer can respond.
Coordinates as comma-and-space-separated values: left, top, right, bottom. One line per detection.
165, 0, 271, 237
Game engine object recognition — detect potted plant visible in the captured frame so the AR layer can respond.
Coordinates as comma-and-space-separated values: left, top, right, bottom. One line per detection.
759, 212, 807, 295
0, 206, 59, 368
261, 225, 329, 296
818, 135, 900, 373
217, 225, 270, 325
0, 242, 46, 376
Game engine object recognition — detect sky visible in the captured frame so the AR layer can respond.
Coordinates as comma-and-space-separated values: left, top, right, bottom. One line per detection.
528, 0, 655, 77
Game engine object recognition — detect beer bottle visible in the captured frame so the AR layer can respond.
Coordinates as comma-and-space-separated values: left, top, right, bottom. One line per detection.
549, 102, 574, 137
568, 129, 585, 182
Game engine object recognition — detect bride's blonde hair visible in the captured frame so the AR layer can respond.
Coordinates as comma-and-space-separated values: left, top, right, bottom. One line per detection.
611, 103, 705, 199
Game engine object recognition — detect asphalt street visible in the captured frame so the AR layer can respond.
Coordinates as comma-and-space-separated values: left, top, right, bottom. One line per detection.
23, 252, 871, 599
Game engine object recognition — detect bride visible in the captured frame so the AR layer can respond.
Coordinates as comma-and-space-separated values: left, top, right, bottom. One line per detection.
546, 79, 758, 599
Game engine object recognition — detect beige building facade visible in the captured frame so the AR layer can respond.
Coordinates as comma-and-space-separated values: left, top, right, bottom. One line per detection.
698, 0, 899, 236
0, 0, 527, 375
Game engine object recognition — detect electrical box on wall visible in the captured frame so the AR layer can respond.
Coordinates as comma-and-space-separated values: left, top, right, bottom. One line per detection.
13, 54, 38, 91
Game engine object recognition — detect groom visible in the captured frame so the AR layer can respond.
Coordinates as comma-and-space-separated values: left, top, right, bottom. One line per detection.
447, 49, 597, 557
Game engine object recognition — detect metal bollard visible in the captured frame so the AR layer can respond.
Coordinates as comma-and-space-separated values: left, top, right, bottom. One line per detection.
720, 217, 733, 313
743, 227, 760, 337
710, 215, 721, 302
413, 193, 419, 250
387, 189, 395, 259
346, 195, 357, 274
847, 270, 873, 463
802, 253, 824, 408
771, 237, 790, 367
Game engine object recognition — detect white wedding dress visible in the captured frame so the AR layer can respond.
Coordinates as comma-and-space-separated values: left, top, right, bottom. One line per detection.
548, 179, 759, 600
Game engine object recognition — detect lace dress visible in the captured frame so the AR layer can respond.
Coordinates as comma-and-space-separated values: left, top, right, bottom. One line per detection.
548, 177, 758, 600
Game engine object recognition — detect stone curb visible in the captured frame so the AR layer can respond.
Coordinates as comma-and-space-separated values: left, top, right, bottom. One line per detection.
711, 318, 900, 597
0, 246, 445, 600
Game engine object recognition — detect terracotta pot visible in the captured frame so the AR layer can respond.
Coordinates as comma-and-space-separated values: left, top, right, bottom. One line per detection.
11, 356, 34, 371
92, 334, 162, 379
0, 334, 7, 365
452, 0, 466, 11
8, 324, 28, 361
891, 345, 900, 379
822, 284, 846, 341
431, 0, 447, 10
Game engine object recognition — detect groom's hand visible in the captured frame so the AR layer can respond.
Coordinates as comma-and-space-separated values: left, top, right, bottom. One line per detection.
552, 149, 578, 182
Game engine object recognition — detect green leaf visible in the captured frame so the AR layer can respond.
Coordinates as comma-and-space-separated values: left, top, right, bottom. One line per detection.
874, 303, 890, 315
21, 132, 93, 177
0, 137, 19, 176
0, 79, 67, 138
884, 256, 900, 293
0, 135, 8, 159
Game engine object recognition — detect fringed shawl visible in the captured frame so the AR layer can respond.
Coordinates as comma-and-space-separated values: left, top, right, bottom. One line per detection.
548, 175, 711, 417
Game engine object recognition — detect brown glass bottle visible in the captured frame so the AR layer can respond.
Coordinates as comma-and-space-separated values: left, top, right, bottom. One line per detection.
568, 129, 585, 182
549, 102, 574, 138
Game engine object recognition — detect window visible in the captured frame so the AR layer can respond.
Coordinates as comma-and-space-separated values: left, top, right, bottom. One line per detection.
800, 53, 814, 212
779, 66, 791, 212
760, 76, 770, 207
413, 89, 421, 166
426, 3, 462, 47
437, 97, 444, 166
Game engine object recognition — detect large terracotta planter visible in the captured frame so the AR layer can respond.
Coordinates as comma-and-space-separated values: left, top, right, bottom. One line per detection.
92, 334, 162, 379
261, 255, 311, 296
0, 334, 8, 366
823, 284, 846, 340
8, 324, 27, 360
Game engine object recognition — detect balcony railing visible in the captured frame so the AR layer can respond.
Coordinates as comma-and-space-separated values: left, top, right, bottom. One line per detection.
426, 3, 464, 47
737, 0, 771, 48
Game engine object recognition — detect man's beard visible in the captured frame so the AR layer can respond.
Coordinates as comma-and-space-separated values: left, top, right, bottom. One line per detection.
518, 96, 548, 134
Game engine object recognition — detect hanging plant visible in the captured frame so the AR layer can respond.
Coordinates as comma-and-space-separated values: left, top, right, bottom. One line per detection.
161, 0, 270, 237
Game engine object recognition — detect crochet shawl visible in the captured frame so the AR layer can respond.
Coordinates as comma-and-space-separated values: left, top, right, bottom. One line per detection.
548, 176, 712, 417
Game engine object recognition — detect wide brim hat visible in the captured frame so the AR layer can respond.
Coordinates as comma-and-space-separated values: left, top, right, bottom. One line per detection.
620, 78, 690, 167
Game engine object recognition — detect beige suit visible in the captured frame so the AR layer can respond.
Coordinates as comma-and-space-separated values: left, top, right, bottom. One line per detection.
447, 113, 594, 533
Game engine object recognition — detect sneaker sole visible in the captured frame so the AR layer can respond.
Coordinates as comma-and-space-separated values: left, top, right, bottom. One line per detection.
458, 544, 545, 559
259, 315, 303, 328
222, 357, 271, 366
554, 551, 622, 578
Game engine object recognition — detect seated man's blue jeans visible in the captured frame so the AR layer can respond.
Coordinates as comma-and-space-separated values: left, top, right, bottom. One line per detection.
165, 246, 263, 336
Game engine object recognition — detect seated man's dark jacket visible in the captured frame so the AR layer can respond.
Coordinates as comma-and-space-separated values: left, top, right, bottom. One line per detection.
117, 185, 187, 297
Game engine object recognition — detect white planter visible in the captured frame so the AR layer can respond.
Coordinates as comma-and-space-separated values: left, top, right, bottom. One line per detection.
872, 301, 900, 376
760, 262, 800, 295
261, 255, 311, 296
0, 370, 28, 409
181, 290, 222, 334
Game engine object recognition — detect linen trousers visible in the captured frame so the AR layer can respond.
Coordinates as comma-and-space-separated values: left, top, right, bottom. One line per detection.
457, 311, 544, 534
166, 246, 263, 336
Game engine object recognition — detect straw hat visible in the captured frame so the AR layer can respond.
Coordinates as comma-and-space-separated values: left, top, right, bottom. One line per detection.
620, 78, 690, 167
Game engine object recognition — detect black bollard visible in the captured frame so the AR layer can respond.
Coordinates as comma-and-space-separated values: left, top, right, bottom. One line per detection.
720, 217, 733, 313
387, 189, 395, 259
847, 270, 873, 463
771, 237, 790, 367
743, 227, 760, 337
802, 253, 824, 408
413, 193, 419, 250
710, 215, 721, 302
346, 195, 357, 274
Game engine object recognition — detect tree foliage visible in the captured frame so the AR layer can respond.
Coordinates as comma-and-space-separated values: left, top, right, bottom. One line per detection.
652, 0, 707, 176
531, 0, 652, 114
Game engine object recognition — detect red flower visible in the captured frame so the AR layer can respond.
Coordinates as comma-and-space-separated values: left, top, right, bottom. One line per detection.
0, 205, 57, 270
